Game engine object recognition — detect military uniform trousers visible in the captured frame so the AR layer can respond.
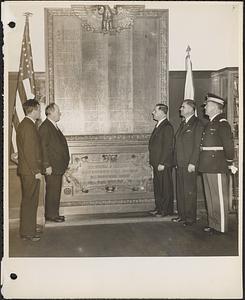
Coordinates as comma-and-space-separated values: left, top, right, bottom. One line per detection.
20, 175, 40, 236
153, 167, 174, 215
45, 174, 63, 219
176, 167, 197, 222
202, 173, 229, 232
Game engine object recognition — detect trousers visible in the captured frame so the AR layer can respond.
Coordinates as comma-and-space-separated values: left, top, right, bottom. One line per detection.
20, 175, 40, 236
153, 167, 174, 215
45, 174, 63, 219
176, 167, 197, 222
202, 173, 229, 232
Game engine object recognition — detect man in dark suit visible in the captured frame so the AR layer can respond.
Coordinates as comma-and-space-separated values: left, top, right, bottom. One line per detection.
173, 100, 204, 226
199, 94, 235, 233
16, 99, 43, 241
148, 103, 174, 217
39, 103, 70, 223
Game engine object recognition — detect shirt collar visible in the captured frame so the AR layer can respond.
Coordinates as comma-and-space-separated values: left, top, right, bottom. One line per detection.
156, 117, 166, 128
26, 116, 35, 124
185, 114, 195, 124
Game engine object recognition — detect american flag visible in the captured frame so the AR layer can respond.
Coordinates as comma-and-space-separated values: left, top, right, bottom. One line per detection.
11, 13, 36, 159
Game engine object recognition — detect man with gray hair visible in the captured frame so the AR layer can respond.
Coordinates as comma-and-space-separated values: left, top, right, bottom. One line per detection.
39, 103, 70, 223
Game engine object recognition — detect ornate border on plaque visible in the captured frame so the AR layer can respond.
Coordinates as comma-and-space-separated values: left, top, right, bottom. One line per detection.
45, 6, 169, 106
66, 133, 151, 143
61, 197, 154, 207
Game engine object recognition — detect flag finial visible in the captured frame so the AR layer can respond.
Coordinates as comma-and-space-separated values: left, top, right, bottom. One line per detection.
23, 12, 33, 21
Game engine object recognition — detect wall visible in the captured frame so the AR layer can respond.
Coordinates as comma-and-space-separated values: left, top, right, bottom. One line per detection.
3, 1, 241, 72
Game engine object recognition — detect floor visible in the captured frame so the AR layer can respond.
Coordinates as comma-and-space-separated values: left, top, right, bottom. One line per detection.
9, 211, 239, 257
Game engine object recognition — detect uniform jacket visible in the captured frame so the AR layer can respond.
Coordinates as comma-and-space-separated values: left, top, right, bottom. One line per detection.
39, 118, 70, 175
149, 118, 174, 168
174, 115, 204, 167
198, 113, 234, 173
16, 117, 42, 176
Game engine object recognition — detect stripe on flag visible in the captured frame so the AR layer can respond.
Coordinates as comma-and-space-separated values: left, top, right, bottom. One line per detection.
11, 14, 36, 160
16, 91, 26, 122
11, 126, 17, 153
23, 78, 35, 99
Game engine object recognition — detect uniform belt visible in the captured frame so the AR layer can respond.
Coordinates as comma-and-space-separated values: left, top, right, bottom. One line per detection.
200, 146, 224, 151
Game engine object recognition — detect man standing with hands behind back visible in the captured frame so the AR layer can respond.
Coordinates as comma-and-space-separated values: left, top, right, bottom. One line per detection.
39, 103, 70, 223
148, 103, 174, 217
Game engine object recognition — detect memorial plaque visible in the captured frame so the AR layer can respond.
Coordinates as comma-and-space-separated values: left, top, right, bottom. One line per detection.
46, 6, 168, 135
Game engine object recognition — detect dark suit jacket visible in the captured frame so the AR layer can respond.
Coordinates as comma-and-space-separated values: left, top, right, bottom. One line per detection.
148, 118, 174, 168
199, 113, 234, 173
174, 115, 204, 167
39, 118, 70, 175
16, 117, 42, 176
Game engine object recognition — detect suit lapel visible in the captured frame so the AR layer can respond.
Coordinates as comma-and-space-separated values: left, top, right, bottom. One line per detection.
182, 115, 196, 133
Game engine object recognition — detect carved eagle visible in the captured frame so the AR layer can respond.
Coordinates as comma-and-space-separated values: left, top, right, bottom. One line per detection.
71, 5, 143, 33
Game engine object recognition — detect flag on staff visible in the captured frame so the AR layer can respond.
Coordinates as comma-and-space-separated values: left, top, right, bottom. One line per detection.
11, 12, 36, 162
184, 45, 194, 101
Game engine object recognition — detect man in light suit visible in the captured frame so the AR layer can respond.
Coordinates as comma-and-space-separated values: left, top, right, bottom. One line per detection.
39, 103, 70, 223
148, 103, 174, 217
173, 100, 204, 226
16, 99, 43, 241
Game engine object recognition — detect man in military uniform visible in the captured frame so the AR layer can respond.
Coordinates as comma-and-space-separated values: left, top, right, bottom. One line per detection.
199, 93, 234, 233
173, 100, 204, 226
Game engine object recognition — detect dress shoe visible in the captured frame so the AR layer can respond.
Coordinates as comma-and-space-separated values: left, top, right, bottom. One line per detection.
203, 227, 224, 235
58, 215, 65, 221
20, 234, 41, 242
171, 217, 183, 223
149, 210, 158, 216
203, 226, 213, 233
46, 217, 65, 223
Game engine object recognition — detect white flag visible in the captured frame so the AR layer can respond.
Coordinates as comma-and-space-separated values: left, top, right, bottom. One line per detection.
184, 48, 194, 100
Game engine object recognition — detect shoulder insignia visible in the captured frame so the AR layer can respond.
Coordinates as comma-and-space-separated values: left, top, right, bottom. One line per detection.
219, 118, 227, 122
